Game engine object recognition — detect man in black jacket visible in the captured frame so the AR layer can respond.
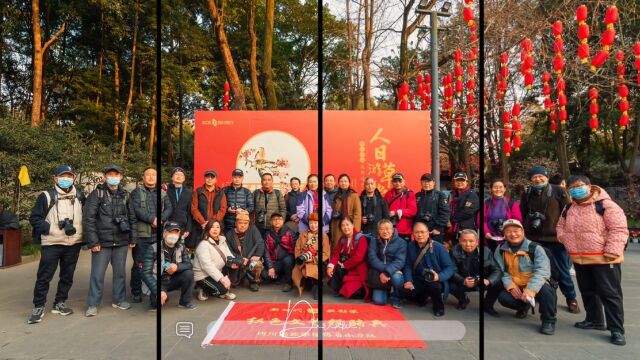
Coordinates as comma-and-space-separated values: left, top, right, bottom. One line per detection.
83, 164, 137, 317
222, 169, 254, 234
448, 172, 479, 245
130, 167, 172, 303
359, 177, 389, 235
416, 173, 450, 243
142, 221, 196, 310
449, 230, 501, 312
226, 210, 265, 292
166, 167, 193, 244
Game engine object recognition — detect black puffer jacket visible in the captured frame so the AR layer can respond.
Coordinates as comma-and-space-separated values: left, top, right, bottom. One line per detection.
449, 244, 501, 287
166, 184, 193, 233
131, 186, 173, 240
222, 185, 254, 229
359, 190, 389, 235
83, 183, 137, 247
416, 189, 450, 234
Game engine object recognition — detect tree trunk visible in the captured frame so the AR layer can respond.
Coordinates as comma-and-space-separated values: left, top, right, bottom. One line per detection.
167, 121, 174, 167
248, 0, 263, 110
120, 2, 138, 159
178, 89, 184, 166
262, 0, 277, 109
114, 58, 120, 138
556, 128, 570, 179
362, 0, 373, 110
30, 0, 65, 127
345, 0, 353, 109
96, 3, 104, 106
148, 82, 156, 166
208, 0, 246, 110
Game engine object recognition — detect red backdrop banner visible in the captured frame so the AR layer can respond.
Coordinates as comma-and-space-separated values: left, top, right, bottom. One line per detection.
194, 111, 318, 191
323, 111, 431, 194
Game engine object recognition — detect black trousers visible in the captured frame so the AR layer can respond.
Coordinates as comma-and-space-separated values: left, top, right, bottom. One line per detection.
196, 276, 229, 296
130, 238, 152, 297
165, 269, 194, 306
402, 280, 444, 312
32, 244, 81, 307
483, 281, 502, 308
498, 283, 557, 323
574, 263, 625, 333
261, 254, 295, 283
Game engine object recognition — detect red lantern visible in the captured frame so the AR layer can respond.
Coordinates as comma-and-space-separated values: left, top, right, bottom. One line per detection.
576, 5, 587, 23
554, 54, 565, 74
635, 42, 640, 85
559, 109, 568, 124
557, 77, 566, 92
552, 21, 563, 38
578, 24, 590, 43
512, 103, 521, 117
513, 135, 522, 151
455, 124, 462, 140
589, 118, 598, 132
223, 81, 230, 110
619, 99, 629, 112
591, 50, 609, 72
223, 81, 230, 92
601, 28, 616, 51
463, 7, 474, 27
558, 93, 567, 108
619, 84, 629, 98
605, 6, 619, 27
504, 139, 512, 157
590, 102, 599, 115
550, 120, 558, 134
554, 38, 564, 53
578, 44, 590, 63
619, 113, 629, 129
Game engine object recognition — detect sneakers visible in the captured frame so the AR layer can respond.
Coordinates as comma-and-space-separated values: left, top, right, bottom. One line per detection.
147, 305, 157, 312
51, 302, 73, 316
249, 283, 260, 292
28, 307, 45, 324
574, 320, 606, 331
391, 300, 402, 309
85, 306, 98, 317
282, 283, 293, 292
433, 309, 445, 317
178, 302, 197, 310
611, 331, 626, 346
515, 303, 531, 319
219, 293, 237, 300
456, 296, 470, 310
197, 288, 209, 301
483, 306, 500, 318
112, 301, 132, 310
567, 299, 581, 314
540, 322, 555, 335
131, 295, 143, 303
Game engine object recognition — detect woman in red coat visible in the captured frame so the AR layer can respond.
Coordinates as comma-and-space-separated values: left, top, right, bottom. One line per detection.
327, 216, 370, 300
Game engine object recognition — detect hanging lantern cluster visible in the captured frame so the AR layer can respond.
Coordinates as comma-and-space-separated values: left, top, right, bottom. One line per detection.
619, 82, 630, 129
497, 52, 508, 101
576, 5, 590, 64
223, 81, 230, 110
521, 38, 535, 90
557, 76, 567, 125
553, 21, 565, 76
454, 50, 464, 96
455, 113, 462, 141
466, 50, 477, 122
550, 103, 558, 134
443, 74, 454, 118
589, 87, 599, 132
542, 71, 552, 111
591, 5, 618, 72
512, 103, 522, 151
410, 92, 416, 110
398, 81, 410, 110
416, 73, 431, 110
502, 110, 512, 157
634, 43, 640, 86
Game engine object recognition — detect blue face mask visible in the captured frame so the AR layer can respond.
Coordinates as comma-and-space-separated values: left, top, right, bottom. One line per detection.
532, 183, 547, 190
569, 186, 590, 199
57, 178, 73, 189
106, 177, 121, 186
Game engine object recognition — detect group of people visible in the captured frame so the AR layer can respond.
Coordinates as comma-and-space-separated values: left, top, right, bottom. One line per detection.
26, 163, 629, 346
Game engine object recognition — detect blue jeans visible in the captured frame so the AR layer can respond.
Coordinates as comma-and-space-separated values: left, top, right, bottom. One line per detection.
372, 272, 404, 305
87, 245, 129, 307
540, 242, 576, 300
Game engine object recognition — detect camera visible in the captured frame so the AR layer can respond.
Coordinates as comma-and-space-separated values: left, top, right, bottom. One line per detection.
58, 218, 76, 236
529, 212, 546, 230
256, 209, 266, 224
226, 256, 243, 267
339, 254, 349, 263
296, 250, 316, 266
332, 210, 342, 220
474, 275, 481, 285
491, 218, 505, 233
422, 267, 436, 282
366, 213, 376, 223
390, 214, 399, 226
419, 212, 432, 223
114, 217, 130, 233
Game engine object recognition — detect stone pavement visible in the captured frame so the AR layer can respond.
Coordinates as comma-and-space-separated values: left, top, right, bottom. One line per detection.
485, 243, 640, 360
0, 250, 156, 360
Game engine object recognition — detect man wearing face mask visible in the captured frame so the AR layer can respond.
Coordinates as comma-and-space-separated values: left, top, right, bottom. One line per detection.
83, 164, 137, 317
129, 167, 172, 303
557, 175, 629, 346
28, 165, 86, 324
520, 166, 579, 314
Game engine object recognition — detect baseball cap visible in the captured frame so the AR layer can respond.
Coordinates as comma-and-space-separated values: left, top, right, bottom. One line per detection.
453, 172, 468, 180
502, 219, 524, 232
54, 165, 75, 177
204, 170, 217, 177
163, 221, 181, 232
392, 173, 404, 181
420, 173, 434, 181
270, 211, 284, 219
103, 164, 124, 174
232, 169, 244, 176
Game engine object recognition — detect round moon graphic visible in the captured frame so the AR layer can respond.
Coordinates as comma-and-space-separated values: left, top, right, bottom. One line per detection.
237, 131, 310, 189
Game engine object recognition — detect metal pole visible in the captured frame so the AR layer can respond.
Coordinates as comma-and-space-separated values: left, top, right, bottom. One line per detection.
430, 11, 440, 190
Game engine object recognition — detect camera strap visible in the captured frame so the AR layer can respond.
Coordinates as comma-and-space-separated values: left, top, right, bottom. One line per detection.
413, 243, 431, 271
210, 239, 227, 262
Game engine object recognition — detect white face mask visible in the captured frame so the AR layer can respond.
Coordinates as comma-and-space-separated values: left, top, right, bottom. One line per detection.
165, 234, 179, 246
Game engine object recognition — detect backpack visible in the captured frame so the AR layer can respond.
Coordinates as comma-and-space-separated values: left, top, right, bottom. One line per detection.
526, 241, 560, 288
561, 199, 605, 219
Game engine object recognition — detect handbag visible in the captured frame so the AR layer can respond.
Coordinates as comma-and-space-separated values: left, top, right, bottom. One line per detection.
366, 268, 391, 290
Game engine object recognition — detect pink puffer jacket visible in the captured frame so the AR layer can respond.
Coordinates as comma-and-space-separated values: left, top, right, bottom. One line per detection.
557, 186, 628, 265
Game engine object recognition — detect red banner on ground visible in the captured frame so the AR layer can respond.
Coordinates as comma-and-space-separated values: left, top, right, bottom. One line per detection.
194, 111, 318, 190
323, 111, 431, 194
202, 302, 426, 348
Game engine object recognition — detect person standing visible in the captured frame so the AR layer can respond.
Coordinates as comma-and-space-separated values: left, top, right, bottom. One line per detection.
222, 169, 255, 234
359, 177, 389, 236
415, 173, 450, 243
190, 170, 227, 249
384, 173, 417, 242
28, 165, 86, 324
83, 164, 137, 317
253, 173, 286, 238
166, 167, 193, 244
